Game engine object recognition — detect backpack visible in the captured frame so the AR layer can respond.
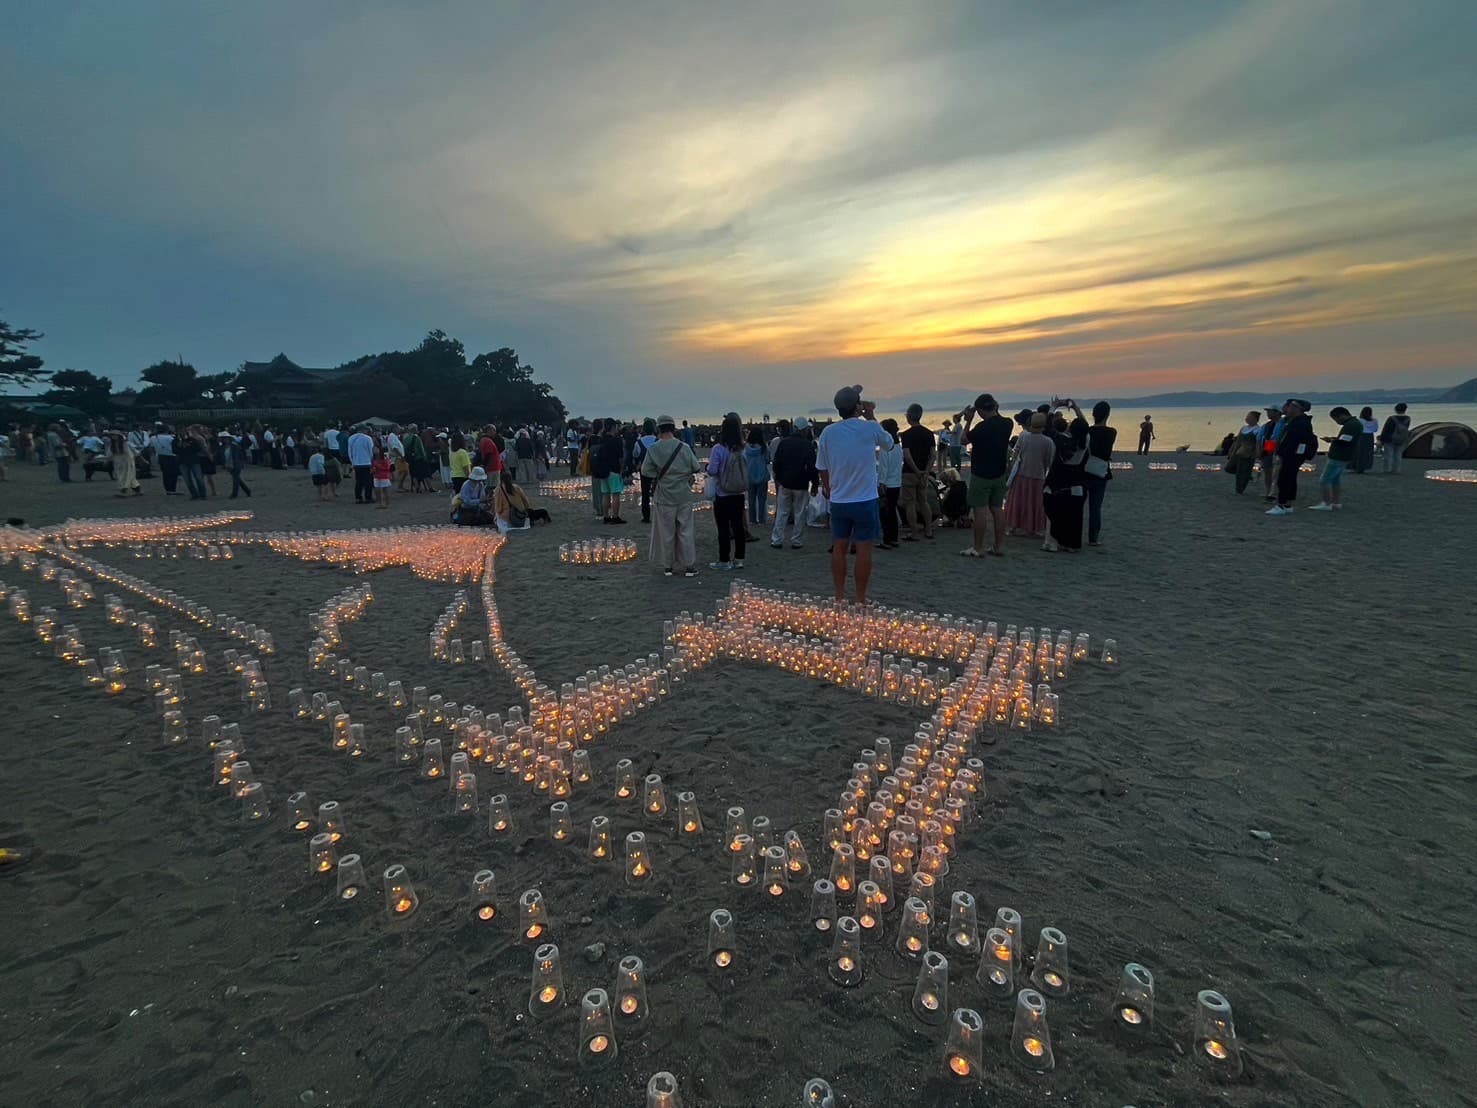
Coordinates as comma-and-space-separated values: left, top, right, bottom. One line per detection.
1392, 419, 1410, 446
718, 447, 747, 494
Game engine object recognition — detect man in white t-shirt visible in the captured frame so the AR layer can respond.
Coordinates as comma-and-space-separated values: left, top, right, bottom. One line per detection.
347, 426, 376, 503
815, 385, 895, 605
150, 424, 181, 494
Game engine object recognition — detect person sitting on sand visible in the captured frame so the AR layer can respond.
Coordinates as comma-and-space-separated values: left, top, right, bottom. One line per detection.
940, 467, 970, 527
495, 470, 551, 532
453, 466, 491, 524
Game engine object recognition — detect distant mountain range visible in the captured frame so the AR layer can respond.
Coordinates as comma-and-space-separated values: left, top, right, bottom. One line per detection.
810, 379, 1476, 415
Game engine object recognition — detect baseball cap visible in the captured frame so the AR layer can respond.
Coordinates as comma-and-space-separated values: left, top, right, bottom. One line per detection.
834, 386, 862, 412
656, 414, 677, 429
1287, 398, 1312, 413
793, 416, 810, 431
975, 393, 998, 412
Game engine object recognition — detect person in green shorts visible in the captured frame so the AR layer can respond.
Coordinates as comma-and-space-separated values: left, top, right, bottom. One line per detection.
1312, 406, 1362, 511
960, 393, 1014, 557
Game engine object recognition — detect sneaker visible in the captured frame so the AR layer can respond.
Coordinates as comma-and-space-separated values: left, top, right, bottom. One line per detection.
708, 561, 733, 571
1266, 506, 1293, 516
790, 542, 803, 549
684, 569, 699, 577
663, 569, 674, 577
732, 560, 744, 570
1309, 503, 1334, 511
770, 541, 783, 549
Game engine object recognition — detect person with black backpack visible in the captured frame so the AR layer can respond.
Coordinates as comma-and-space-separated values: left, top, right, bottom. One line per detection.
1379, 402, 1412, 474
705, 413, 749, 570
1267, 398, 1317, 516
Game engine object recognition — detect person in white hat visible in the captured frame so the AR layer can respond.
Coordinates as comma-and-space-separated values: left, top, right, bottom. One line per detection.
640, 415, 703, 577
456, 465, 491, 524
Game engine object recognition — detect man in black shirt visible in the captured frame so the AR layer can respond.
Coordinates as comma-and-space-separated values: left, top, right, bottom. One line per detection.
1268, 399, 1317, 515
769, 418, 818, 548
898, 403, 936, 540
961, 393, 1013, 557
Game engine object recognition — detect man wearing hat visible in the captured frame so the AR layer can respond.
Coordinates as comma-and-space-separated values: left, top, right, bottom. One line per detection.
816, 385, 895, 604
641, 416, 703, 576
770, 417, 818, 549
1267, 399, 1317, 515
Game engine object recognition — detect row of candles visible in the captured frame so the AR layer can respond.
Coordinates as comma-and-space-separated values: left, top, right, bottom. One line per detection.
558, 539, 639, 565
0, 510, 251, 557
0, 561, 276, 819
45, 518, 503, 584
536, 477, 714, 511
127, 543, 235, 560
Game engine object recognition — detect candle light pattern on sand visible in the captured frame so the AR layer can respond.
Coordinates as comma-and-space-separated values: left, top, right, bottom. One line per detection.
2, 511, 1177, 1089
558, 539, 638, 565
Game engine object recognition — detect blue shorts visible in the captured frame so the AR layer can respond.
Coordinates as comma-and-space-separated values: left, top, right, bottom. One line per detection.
830, 498, 881, 543
1320, 459, 1346, 488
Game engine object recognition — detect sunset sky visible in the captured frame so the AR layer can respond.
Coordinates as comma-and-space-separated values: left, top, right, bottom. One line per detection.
3, 0, 1474, 414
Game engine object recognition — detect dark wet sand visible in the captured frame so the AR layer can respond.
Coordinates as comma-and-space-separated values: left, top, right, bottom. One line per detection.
1, 457, 1474, 1107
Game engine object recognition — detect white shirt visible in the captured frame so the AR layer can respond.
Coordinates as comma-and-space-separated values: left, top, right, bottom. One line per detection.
386, 433, 404, 457
79, 435, 104, 454
877, 439, 903, 488
347, 431, 375, 466
325, 429, 340, 451
816, 417, 895, 504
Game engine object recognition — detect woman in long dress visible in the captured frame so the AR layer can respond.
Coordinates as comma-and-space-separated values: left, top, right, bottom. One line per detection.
1043, 406, 1089, 552
1005, 413, 1053, 537
112, 431, 141, 496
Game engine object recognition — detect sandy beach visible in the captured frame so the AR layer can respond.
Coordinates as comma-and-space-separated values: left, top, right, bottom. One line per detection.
2, 456, 1474, 1108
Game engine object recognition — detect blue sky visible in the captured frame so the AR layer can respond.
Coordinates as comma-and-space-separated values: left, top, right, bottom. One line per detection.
3, 0, 1474, 415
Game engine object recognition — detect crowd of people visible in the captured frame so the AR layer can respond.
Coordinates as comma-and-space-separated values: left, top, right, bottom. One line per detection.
2, 394, 1421, 601
1221, 400, 1413, 514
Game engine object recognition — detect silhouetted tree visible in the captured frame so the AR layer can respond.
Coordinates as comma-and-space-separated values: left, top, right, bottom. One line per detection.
137, 360, 201, 406
45, 369, 113, 416
0, 315, 48, 388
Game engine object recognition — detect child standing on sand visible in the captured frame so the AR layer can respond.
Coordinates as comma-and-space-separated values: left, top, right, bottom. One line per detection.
372, 446, 393, 509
